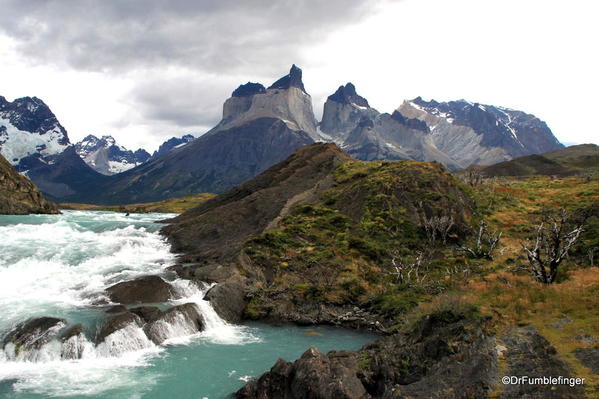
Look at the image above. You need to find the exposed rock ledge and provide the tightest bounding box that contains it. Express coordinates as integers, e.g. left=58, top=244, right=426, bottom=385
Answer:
left=0, top=152, right=60, bottom=214
left=236, top=314, right=586, bottom=399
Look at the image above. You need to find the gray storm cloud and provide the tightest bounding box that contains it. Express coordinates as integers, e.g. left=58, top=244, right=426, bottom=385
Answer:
left=0, top=0, right=394, bottom=141
left=0, top=0, right=378, bottom=73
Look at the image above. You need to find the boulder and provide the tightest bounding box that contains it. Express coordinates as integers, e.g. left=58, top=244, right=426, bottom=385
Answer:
left=3, top=317, right=66, bottom=353
left=237, top=347, right=368, bottom=399
left=106, top=275, right=176, bottom=304
left=96, top=312, right=144, bottom=344
left=144, top=303, right=205, bottom=345
left=204, top=280, right=247, bottom=323
left=130, top=306, right=163, bottom=323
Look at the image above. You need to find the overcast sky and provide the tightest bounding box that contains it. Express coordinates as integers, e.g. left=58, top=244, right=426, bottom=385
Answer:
left=1, top=0, right=597, bottom=152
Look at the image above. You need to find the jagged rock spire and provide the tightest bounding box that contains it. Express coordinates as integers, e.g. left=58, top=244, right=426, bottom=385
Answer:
left=328, top=83, right=369, bottom=108
left=268, top=64, right=306, bottom=93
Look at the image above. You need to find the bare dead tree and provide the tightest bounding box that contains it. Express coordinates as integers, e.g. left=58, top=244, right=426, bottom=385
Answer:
left=522, top=209, right=584, bottom=283
left=422, top=214, right=455, bottom=245
left=389, top=251, right=430, bottom=285
left=462, top=169, right=484, bottom=187
left=416, top=202, right=455, bottom=245
left=458, top=221, right=502, bottom=260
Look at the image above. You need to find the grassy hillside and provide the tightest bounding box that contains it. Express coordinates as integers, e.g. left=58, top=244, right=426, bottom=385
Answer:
left=244, top=168, right=599, bottom=394
left=60, top=193, right=215, bottom=214
left=161, top=143, right=598, bottom=396
left=241, top=158, right=479, bottom=321
left=480, top=143, right=599, bottom=177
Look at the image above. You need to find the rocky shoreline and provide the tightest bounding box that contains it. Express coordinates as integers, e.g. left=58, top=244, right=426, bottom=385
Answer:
left=157, top=144, right=596, bottom=397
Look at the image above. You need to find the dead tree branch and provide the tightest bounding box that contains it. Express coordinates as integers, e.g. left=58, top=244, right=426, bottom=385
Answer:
left=522, top=209, right=584, bottom=283
left=458, top=221, right=502, bottom=260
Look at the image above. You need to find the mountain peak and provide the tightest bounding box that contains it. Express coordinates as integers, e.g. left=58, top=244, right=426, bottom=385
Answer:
left=268, top=64, right=306, bottom=93
left=232, top=82, right=266, bottom=97
left=328, top=83, right=369, bottom=108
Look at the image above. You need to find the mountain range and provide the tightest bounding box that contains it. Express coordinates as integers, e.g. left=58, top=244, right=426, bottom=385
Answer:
left=74, top=135, right=150, bottom=175
left=0, top=65, right=564, bottom=204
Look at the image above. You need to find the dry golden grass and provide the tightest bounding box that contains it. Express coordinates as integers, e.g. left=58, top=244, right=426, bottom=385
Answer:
left=462, top=268, right=599, bottom=396
left=60, top=193, right=215, bottom=214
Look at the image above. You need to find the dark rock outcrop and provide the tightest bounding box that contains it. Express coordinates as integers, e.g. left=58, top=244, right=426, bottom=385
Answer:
left=237, top=348, right=368, bottom=399
left=0, top=152, right=60, bottom=214
left=237, top=311, right=498, bottom=399
left=3, top=317, right=66, bottom=352
left=238, top=314, right=586, bottom=399
left=60, top=324, right=84, bottom=341
left=268, top=64, right=306, bottom=93
left=499, top=326, right=586, bottom=398
left=204, top=280, right=248, bottom=323
left=328, top=83, right=369, bottom=107
left=105, top=275, right=177, bottom=305
left=150, top=134, right=195, bottom=159
left=233, top=82, right=267, bottom=97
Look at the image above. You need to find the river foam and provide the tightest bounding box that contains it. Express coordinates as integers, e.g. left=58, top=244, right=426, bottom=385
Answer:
left=0, top=211, right=260, bottom=397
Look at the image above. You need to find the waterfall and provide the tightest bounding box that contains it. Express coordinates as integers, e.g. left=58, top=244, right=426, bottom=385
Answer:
left=95, top=323, right=155, bottom=357
left=1, top=279, right=257, bottom=367
left=171, top=279, right=261, bottom=345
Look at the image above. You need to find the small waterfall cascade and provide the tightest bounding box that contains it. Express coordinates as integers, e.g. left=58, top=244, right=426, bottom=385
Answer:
left=0, top=279, right=253, bottom=366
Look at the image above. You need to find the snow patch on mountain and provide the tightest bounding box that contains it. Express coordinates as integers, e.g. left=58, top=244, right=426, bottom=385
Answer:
left=74, top=135, right=150, bottom=175
left=0, top=96, right=70, bottom=165
left=0, top=120, right=69, bottom=164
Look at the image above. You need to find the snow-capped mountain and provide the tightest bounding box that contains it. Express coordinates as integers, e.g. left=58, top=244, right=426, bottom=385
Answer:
left=0, top=96, right=70, bottom=165
left=74, top=135, right=150, bottom=175
left=150, top=134, right=195, bottom=159
left=398, top=98, right=564, bottom=166
left=319, top=85, right=563, bottom=168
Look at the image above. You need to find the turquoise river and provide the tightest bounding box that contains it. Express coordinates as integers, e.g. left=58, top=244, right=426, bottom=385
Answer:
left=0, top=211, right=375, bottom=399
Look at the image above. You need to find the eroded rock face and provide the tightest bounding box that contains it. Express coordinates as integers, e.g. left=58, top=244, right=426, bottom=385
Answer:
left=237, top=313, right=589, bottom=399
left=237, top=348, right=368, bottom=399
left=237, top=311, right=498, bottom=399
left=499, top=326, right=587, bottom=399
left=144, top=303, right=205, bottom=345
left=218, top=65, right=318, bottom=140
left=105, top=275, right=177, bottom=305
left=0, top=153, right=60, bottom=214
